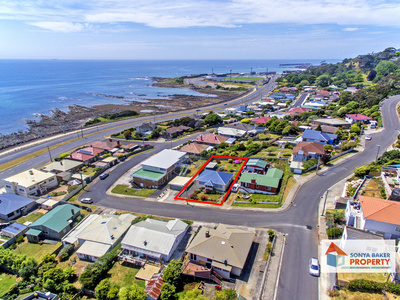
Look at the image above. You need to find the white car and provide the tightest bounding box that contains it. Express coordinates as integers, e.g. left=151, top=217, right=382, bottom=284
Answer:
left=365, top=135, right=372, bottom=140
left=80, top=198, right=93, bottom=204
left=309, top=258, right=320, bottom=277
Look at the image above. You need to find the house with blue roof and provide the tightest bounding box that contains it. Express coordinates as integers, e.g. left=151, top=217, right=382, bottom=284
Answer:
left=0, top=193, right=37, bottom=221
left=195, top=169, right=234, bottom=192
left=1, top=223, right=28, bottom=238
left=301, top=129, right=337, bottom=145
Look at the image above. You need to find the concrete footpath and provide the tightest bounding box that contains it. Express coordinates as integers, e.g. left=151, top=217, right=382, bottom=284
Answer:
left=259, top=232, right=286, bottom=300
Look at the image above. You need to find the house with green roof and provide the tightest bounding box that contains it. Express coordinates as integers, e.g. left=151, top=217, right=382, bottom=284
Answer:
left=26, top=204, right=81, bottom=243
left=239, top=168, right=283, bottom=194
left=243, top=158, right=269, bottom=174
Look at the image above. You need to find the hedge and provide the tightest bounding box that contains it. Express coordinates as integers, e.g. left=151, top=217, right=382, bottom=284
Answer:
left=347, top=279, right=400, bottom=295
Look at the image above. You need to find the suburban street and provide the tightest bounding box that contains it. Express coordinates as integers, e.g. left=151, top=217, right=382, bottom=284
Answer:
left=292, top=92, right=308, bottom=107
left=79, top=95, right=400, bottom=299
left=1, top=71, right=399, bottom=299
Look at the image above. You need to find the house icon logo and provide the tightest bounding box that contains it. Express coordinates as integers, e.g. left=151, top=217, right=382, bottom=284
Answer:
left=325, top=242, right=348, bottom=267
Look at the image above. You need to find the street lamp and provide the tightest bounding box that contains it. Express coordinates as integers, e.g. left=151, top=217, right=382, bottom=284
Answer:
left=321, top=189, right=330, bottom=216
left=376, top=145, right=381, bottom=160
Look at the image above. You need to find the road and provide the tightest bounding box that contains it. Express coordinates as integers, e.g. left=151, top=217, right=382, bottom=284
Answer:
left=0, top=76, right=278, bottom=180
left=80, top=95, right=400, bottom=299
left=292, top=92, right=308, bottom=107
left=1, top=73, right=398, bottom=299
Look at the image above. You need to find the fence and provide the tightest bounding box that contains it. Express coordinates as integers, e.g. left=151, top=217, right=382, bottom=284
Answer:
left=303, top=147, right=354, bottom=173
left=381, top=172, right=393, bottom=198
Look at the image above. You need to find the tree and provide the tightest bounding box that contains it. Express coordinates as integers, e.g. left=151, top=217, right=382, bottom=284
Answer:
left=95, top=279, right=112, bottom=300
left=163, top=260, right=183, bottom=288
left=108, top=286, right=120, bottom=300
left=316, top=74, right=331, bottom=87
left=324, top=144, right=333, bottom=153
left=124, top=130, right=132, bottom=139
left=375, top=60, right=398, bottom=76
left=204, top=112, right=223, bottom=126
left=297, top=79, right=310, bottom=87
left=160, top=283, right=176, bottom=300
left=350, top=124, right=361, bottom=134
left=215, top=289, right=237, bottom=300
left=119, top=284, right=146, bottom=300
left=63, top=266, right=76, bottom=282
left=182, top=289, right=209, bottom=300
left=367, top=70, right=377, bottom=81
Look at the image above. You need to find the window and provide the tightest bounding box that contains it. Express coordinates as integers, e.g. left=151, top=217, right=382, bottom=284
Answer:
left=5, top=185, right=11, bottom=189
left=396, top=227, right=400, bottom=232
left=18, top=188, right=25, bottom=192
left=49, top=178, right=55, bottom=181
left=190, top=253, right=197, bottom=261
left=207, top=258, right=212, bottom=262
left=29, top=186, right=36, bottom=191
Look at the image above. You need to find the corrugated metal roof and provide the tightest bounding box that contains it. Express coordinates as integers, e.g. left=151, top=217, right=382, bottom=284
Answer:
left=186, top=224, right=254, bottom=269
left=121, top=219, right=187, bottom=256
left=29, top=204, right=79, bottom=233
left=76, top=240, right=110, bottom=258
left=0, top=193, right=36, bottom=215
left=141, top=149, right=186, bottom=170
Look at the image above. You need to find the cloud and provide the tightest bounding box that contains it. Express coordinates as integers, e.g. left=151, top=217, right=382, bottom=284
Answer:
left=2, top=0, right=400, bottom=30
left=29, top=22, right=88, bottom=33
left=343, top=27, right=360, bottom=31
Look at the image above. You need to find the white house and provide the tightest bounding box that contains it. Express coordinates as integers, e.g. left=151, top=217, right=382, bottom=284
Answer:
left=3, top=169, right=58, bottom=197
left=119, top=218, right=188, bottom=264
left=345, top=196, right=400, bottom=239
left=62, top=213, right=136, bottom=262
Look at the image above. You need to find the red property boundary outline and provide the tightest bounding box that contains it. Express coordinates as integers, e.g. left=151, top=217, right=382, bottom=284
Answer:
left=174, top=155, right=249, bottom=206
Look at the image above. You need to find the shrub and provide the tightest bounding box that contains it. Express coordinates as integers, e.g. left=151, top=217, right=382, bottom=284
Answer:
left=201, top=196, right=208, bottom=201
left=326, top=227, right=343, bottom=239
left=267, top=229, right=275, bottom=242
left=58, top=244, right=74, bottom=261
left=347, top=279, right=385, bottom=293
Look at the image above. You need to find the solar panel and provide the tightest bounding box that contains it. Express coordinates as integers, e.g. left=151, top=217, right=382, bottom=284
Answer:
left=79, top=150, right=92, bottom=155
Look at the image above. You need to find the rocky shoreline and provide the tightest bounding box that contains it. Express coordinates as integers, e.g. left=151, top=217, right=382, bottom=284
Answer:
left=0, top=77, right=247, bottom=150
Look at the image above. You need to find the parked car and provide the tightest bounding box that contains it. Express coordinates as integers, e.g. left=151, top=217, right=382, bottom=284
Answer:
left=309, top=258, right=320, bottom=277
left=365, top=135, right=372, bottom=140
left=99, top=173, right=109, bottom=180
left=80, top=198, right=93, bottom=204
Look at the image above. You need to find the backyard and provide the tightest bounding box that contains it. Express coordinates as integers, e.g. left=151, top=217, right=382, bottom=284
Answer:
left=111, top=185, right=156, bottom=197
left=0, top=273, right=18, bottom=296
left=11, top=238, right=62, bottom=262
left=16, top=212, right=44, bottom=224
left=107, top=262, right=145, bottom=289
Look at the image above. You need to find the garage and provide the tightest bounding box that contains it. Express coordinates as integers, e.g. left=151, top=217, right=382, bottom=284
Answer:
left=169, top=176, right=191, bottom=191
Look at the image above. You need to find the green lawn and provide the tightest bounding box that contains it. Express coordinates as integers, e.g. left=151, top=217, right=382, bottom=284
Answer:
left=16, top=212, right=44, bottom=224
left=12, top=239, right=62, bottom=262
left=82, top=167, right=97, bottom=177
left=111, top=185, right=155, bottom=197
left=108, top=262, right=145, bottom=289
left=0, top=273, right=17, bottom=296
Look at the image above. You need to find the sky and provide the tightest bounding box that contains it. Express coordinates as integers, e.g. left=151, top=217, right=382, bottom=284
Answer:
left=0, top=0, right=399, bottom=60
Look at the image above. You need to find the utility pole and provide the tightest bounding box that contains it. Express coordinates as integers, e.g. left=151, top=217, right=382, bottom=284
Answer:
left=79, top=171, right=85, bottom=189
left=47, top=146, right=53, bottom=162
left=316, top=158, right=320, bottom=175
left=376, top=145, right=381, bottom=160
left=81, top=126, right=84, bottom=138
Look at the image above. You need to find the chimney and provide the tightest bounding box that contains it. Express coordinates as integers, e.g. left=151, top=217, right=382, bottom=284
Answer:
left=109, top=139, right=112, bottom=142
left=205, top=231, right=210, bottom=238
left=29, top=170, right=33, bottom=175
left=144, top=240, right=147, bottom=246
left=71, top=209, right=75, bottom=215
left=117, top=141, right=120, bottom=146
left=251, top=178, right=256, bottom=184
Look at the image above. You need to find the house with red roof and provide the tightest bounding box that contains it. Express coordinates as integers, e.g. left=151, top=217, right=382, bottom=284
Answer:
left=345, top=196, right=400, bottom=239
left=290, top=142, right=325, bottom=174
left=145, top=273, right=163, bottom=300
left=78, top=147, right=104, bottom=156
left=251, top=116, right=271, bottom=124
left=196, top=133, right=229, bottom=146
left=90, top=139, right=121, bottom=151
left=287, top=107, right=312, bottom=116
left=69, top=152, right=95, bottom=164
left=345, top=114, right=373, bottom=124
left=179, top=142, right=209, bottom=155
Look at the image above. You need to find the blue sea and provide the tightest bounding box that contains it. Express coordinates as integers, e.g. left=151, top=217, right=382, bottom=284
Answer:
left=0, top=59, right=338, bottom=134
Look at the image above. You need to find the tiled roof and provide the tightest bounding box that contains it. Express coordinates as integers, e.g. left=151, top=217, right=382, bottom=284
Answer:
left=293, top=142, right=325, bottom=156
left=91, top=140, right=120, bottom=151
left=179, top=142, right=208, bottom=154
left=225, top=122, right=254, bottom=131
left=196, top=133, right=229, bottom=145
left=69, top=152, right=93, bottom=162
left=78, top=147, right=103, bottom=156
left=359, top=196, right=400, bottom=226
left=251, top=116, right=271, bottom=124
left=287, top=107, right=312, bottom=115
left=165, top=125, right=191, bottom=134
left=346, top=114, right=373, bottom=121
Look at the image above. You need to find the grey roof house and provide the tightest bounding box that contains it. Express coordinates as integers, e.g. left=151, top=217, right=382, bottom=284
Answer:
left=0, top=193, right=37, bottom=221
left=119, top=218, right=188, bottom=264
left=62, top=213, right=135, bottom=262
left=301, top=129, right=337, bottom=145
left=183, top=224, right=255, bottom=279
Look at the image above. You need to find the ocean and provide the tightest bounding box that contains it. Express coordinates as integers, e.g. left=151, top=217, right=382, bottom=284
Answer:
left=0, top=59, right=338, bottom=134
